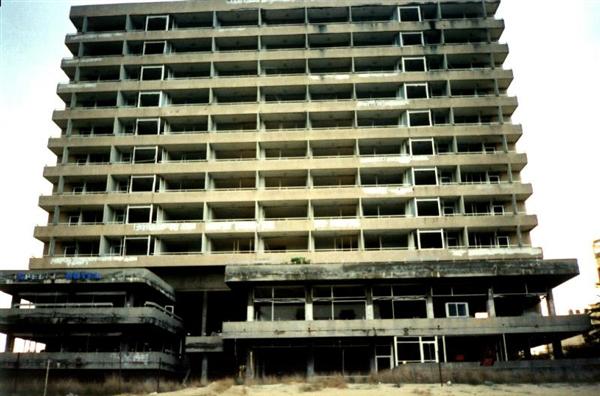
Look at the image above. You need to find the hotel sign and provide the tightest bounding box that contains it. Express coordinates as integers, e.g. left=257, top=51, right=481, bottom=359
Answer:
left=15, top=271, right=103, bottom=282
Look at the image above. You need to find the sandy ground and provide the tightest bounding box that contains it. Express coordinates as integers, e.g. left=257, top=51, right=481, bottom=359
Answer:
left=124, top=382, right=600, bottom=396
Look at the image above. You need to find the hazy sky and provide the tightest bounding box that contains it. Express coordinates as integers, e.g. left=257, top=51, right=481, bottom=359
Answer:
left=0, top=0, right=598, bottom=326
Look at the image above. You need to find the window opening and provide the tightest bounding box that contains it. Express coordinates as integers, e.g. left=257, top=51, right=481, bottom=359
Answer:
left=405, top=83, right=429, bottom=99
left=413, top=168, right=438, bottom=186
left=410, top=138, right=434, bottom=155
left=416, top=198, right=440, bottom=216
left=418, top=229, right=444, bottom=249
left=445, top=302, right=469, bottom=317
left=395, top=336, right=438, bottom=364
left=401, top=32, right=424, bottom=46
left=124, top=236, right=152, bottom=255
left=253, top=287, right=305, bottom=321
left=146, top=15, right=169, bottom=31
left=140, top=65, right=164, bottom=81
left=399, top=6, right=421, bottom=22
left=402, top=57, right=427, bottom=72
left=143, top=41, right=167, bottom=55
left=138, top=92, right=161, bottom=107
left=133, top=146, right=158, bottom=164
left=126, top=205, right=153, bottom=224
left=312, top=286, right=366, bottom=320
left=408, top=110, right=432, bottom=127
left=136, top=118, right=161, bottom=135
left=130, top=175, right=156, bottom=192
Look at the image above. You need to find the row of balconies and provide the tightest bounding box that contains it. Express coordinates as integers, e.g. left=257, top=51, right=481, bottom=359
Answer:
left=30, top=244, right=543, bottom=269
left=60, top=80, right=508, bottom=109
left=38, top=183, right=533, bottom=215
left=45, top=196, right=528, bottom=227
left=42, top=226, right=532, bottom=258
left=54, top=105, right=516, bottom=136
left=71, top=3, right=494, bottom=34
left=0, top=304, right=183, bottom=335
left=67, top=20, right=504, bottom=57
left=47, top=163, right=524, bottom=193
left=63, top=55, right=506, bottom=85
left=70, top=28, right=495, bottom=59
left=47, top=124, right=522, bottom=155
left=54, top=137, right=514, bottom=167
left=60, top=42, right=509, bottom=71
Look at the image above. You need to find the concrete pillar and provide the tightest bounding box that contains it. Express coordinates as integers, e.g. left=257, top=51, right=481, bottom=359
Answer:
left=245, top=348, right=254, bottom=379
left=305, top=286, right=313, bottom=321
left=307, top=344, right=315, bottom=377
left=370, top=342, right=377, bottom=374
left=201, top=291, right=208, bottom=336
left=546, top=289, right=556, bottom=316
left=487, top=287, right=496, bottom=317
left=552, top=341, right=564, bottom=359
left=125, top=293, right=134, bottom=307
left=4, top=294, right=18, bottom=352
left=247, top=290, right=254, bottom=321
left=366, top=287, right=374, bottom=320
left=426, top=292, right=434, bottom=318
left=201, top=354, right=209, bottom=385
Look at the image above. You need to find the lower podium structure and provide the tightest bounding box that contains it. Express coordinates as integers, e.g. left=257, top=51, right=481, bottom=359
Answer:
left=0, top=259, right=591, bottom=378
left=0, top=269, right=183, bottom=374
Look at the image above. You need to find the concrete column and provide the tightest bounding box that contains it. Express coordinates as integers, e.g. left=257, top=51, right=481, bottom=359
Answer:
left=487, top=287, right=496, bottom=317
left=52, top=205, right=61, bottom=225
left=247, top=290, right=254, bottom=322
left=125, top=293, right=134, bottom=307
left=366, top=287, right=374, bottom=320
left=546, top=289, right=556, bottom=316
left=370, top=342, right=377, bottom=374
left=201, top=291, right=208, bottom=336
left=307, top=344, right=315, bottom=377
left=552, top=340, right=564, bottom=359
left=4, top=294, right=18, bottom=352
left=201, top=354, right=209, bottom=385
left=305, top=286, right=313, bottom=320
left=245, top=349, right=254, bottom=379
left=463, top=227, right=470, bottom=248
left=426, top=291, right=434, bottom=318
left=511, top=194, right=518, bottom=215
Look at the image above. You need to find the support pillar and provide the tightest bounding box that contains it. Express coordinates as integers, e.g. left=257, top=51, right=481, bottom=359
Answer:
left=307, top=344, right=315, bottom=377
left=366, top=287, right=374, bottom=320
left=552, top=340, right=564, bottom=359
left=487, top=287, right=496, bottom=317
left=201, top=354, right=209, bottom=385
left=201, top=291, right=208, bottom=335
left=200, top=291, right=209, bottom=383
left=369, top=342, right=377, bottom=374
left=4, top=292, right=16, bottom=352
left=245, top=348, right=254, bottom=379
left=546, top=288, right=556, bottom=316
left=247, top=290, right=254, bottom=321
left=426, top=291, right=434, bottom=318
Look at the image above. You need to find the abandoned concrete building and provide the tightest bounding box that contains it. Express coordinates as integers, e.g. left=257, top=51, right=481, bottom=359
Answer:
left=0, top=0, right=591, bottom=380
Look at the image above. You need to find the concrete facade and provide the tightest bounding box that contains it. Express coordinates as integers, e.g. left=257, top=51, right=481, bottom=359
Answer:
left=0, top=0, right=590, bottom=379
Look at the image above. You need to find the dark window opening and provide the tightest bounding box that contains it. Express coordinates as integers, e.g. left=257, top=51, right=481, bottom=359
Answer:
left=419, top=231, right=444, bottom=249
left=416, top=200, right=440, bottom=216
left=413, top=169, right=437, bottom=185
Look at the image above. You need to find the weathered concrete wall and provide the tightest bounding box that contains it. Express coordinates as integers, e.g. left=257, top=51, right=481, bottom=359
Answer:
left=0, top=351, right=179, bottom=371
left=222, top=314, right=591, bottom=339
left=224, top=259, right=578, bottom=283
left=0, top=307, right=183, bottom=334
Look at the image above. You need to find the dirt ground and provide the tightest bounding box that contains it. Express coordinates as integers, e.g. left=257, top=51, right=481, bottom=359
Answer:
left=122, top=382, right=600, bottom=396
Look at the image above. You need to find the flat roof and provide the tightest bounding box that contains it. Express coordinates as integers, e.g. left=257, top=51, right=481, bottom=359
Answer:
left=225, top=259, right=579, bottom=287
left=0, top=268, right=175, bottom=301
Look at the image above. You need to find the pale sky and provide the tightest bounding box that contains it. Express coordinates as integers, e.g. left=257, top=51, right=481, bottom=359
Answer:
left=0, top=0, right=598, bottom=340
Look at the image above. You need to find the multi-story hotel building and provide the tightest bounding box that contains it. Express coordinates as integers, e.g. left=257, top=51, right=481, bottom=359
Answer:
left=0, top=0, right=590, bottom=380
